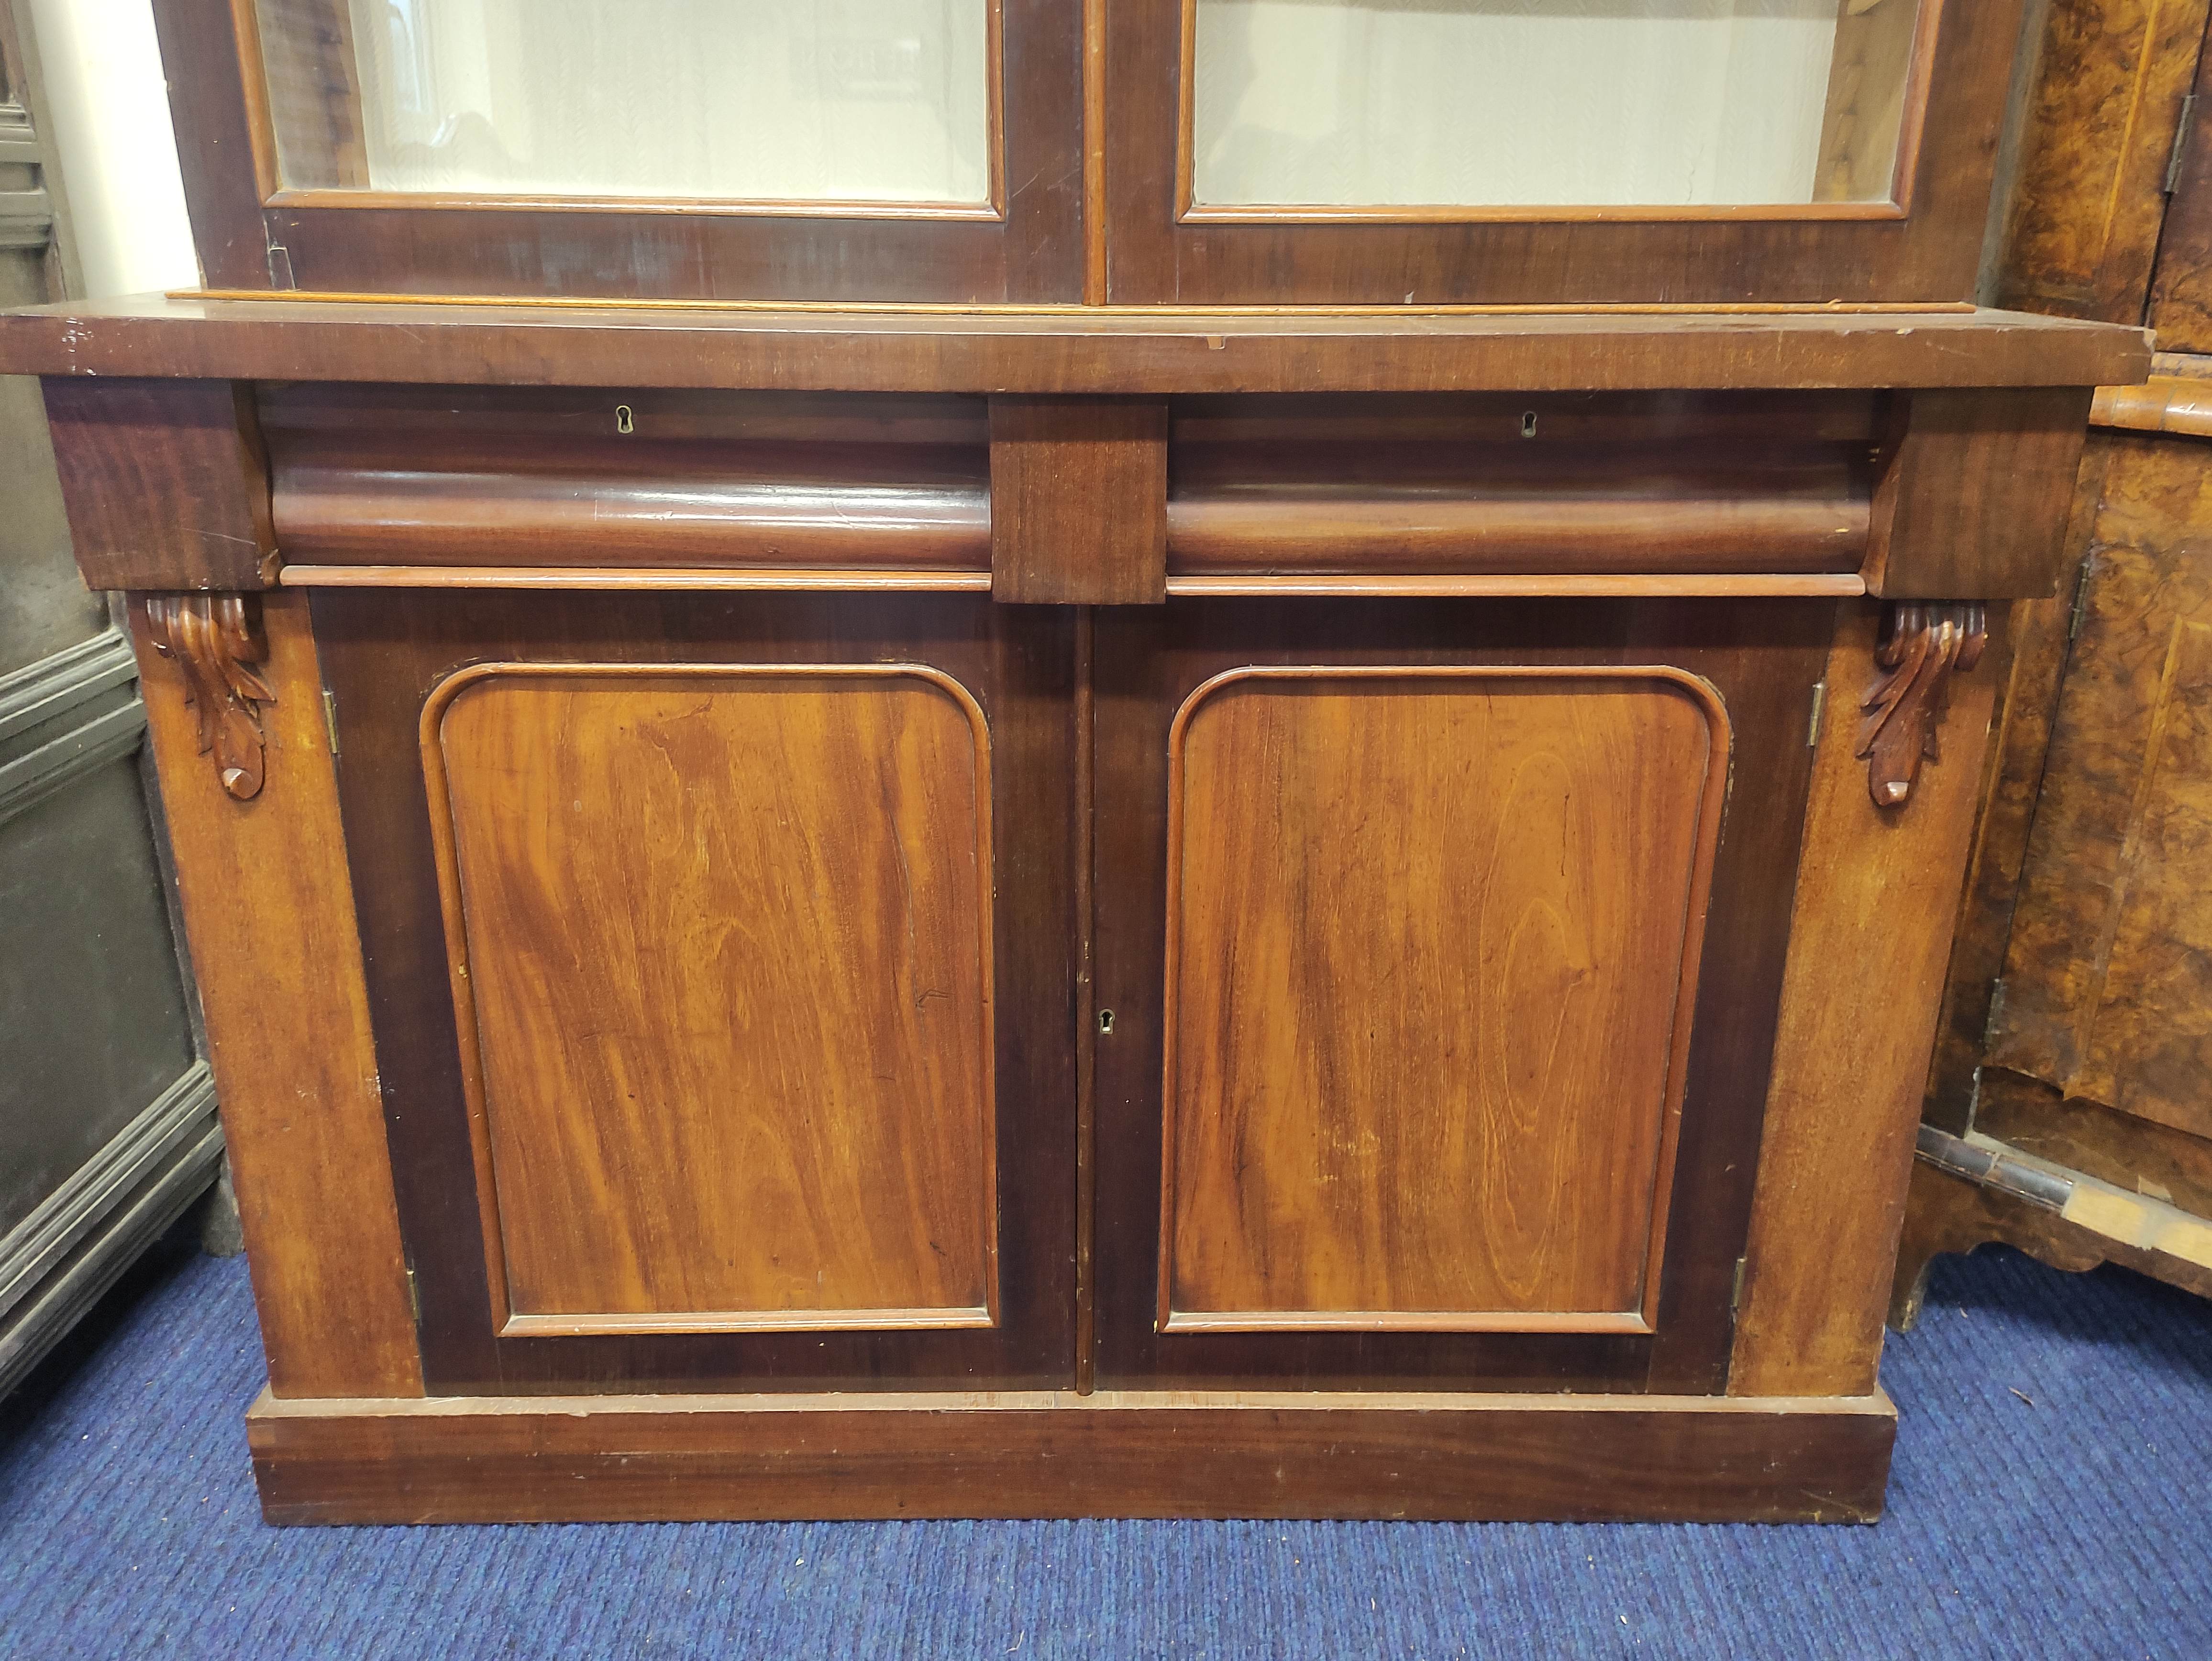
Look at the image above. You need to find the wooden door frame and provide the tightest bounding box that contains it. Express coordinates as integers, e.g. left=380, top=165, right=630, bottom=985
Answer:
left=1102, top=0, right=2024, bottom=303
left=1089, top=597, right=1834, bottom=1392
left=155, top=0, right=1087, bottom=302
left=311, top=588, right=1082, bottom=1393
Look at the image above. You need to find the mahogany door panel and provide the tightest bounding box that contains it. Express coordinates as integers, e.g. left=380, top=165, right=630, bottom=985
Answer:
left=312, top=589, right=1076, bottom=1392
left=1160, top=667, right=1727, bottom=1336
left=424, top=664, right=998, bottom=1337
left=1092, top=598, right=1833, bottom=1392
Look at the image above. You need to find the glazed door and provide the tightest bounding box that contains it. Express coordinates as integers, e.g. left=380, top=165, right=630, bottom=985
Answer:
left=1091, top=598, right=1831, bottom=1392
left=312, top=588, right=1077, bottom=1393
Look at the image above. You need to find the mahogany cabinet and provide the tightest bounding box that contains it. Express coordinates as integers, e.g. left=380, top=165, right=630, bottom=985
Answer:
left=0, top=0, right=2154, bottom=1522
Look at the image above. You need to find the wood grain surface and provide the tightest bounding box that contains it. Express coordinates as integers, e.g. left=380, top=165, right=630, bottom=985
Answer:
left=1158, top=668, right=1726, bottom=1333
left=1814, top=0, right=1933, bottom=205
left=261, top=383, right=990, bottom=569
left=988, top=397, right=1168, bottom=603
left=1920, top=435, right=2111, bottom=1129
left=421, top=664, right=996, bottom=1334
left=0, top=299, right=2152, bottom=398
left=2146, top=24, right=2212, bottom=349
left=247, top=1385, right=1897, bottom=1524
left=1972, top=1066, right=2212, bottom=1218
left=130, top=589, right=421, bottom=1397
left=42, top=378, right=277, bottom=591
left=1991, top=0, right=2210, bottom=321
left=1091, top=598, right=1829, bottom=1393
left=1730, top=600, right=2000, bottom=1397
left=1167, top=439, right=1870, bottom=575
left=1864, top=386, right=2096, bottom=598
left=312, top=590, right=1077, bottom=1392
left=1984, top=432, right=2212, bottom=1140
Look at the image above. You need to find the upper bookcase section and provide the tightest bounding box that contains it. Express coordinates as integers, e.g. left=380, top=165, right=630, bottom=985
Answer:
left=160, top=0, right=2022, bottom=305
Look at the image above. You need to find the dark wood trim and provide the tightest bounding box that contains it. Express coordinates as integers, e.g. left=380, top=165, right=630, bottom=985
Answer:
left=313, top=590, right=1080, bottom=1394
left=1090, top=598, right=1829, bottom=1393
left=1864, top=387, right=2095, bottom=598
left=1107, top=0, right=2029, bottom=303
left=39, top=377, right=277, bottom=591
left=247, top=1385, right=1897, bottom=1524
left=151, top=0, right=1082, bottom=302
left=0, top=299, right=2151, bottom=397
left=990, top=397, right=1167, bottom=603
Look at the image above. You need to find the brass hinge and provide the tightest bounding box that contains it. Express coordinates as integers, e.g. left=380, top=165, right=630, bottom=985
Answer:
left=1807, top=680, right=1828, bottom=749
left=321, top=688, right=341, bottom=755
left=2170, top=94, right=2199, bottom=194
left=1984, top=978, right=2010, bottom=1045
left=404, top=1266, right=421, bottom=1324
left=1730, top=1255, right=1748, bottom=1314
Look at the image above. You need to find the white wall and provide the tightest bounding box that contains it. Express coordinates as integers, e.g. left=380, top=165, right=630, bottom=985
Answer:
left=25, top=0, right=197, bottom=298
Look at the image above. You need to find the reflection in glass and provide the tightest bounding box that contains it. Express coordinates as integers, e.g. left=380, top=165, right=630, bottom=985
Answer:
left=1191, top=0, right=1919, bottom=209
left=258, top=0, right=994, bottom=204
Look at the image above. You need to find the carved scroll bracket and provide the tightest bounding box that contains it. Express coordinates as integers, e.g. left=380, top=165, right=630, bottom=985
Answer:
left=1858, top=601, right=1987, bottom=808
left=145, top=593, right=275, bottom=801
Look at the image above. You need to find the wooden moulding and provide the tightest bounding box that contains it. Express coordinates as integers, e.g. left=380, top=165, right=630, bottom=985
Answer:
left=41, top=377, right=277, bottom=591
left=2091, top=355, right=2212, bottom=437
left=129, top=589, right=422, bottom=1398
left=1167, top=442, right=1872, bottom=576
left=0, top=299, right=2153, bottom=399
left=1730, top=600, right=2002, bottom=1398
left=1154, top=666, right=1732, bottom=1336
left=246, top=1387, right=1896, bottom=1525
left=416, top=662, right=1000, bottom=1339
left=1863, top=387, right=2095, bottom=599
left=262, top=384, right=993, bottom=570
left=989, top=396, right=1168, bottom=603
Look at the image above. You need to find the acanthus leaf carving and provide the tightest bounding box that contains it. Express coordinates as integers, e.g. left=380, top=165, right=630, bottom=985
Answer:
left=1857, top=600, right=1987, bottom=809
left=145, top=592, right=275, bottom=801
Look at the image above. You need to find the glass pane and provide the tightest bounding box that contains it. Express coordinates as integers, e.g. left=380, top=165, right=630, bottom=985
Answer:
left=1191, top=0, right=1921, bottom=210
left=256, top=0, right=994, bottom=204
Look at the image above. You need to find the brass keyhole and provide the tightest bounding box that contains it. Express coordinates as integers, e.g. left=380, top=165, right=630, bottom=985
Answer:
left=615, top=404, right=635, bottom=434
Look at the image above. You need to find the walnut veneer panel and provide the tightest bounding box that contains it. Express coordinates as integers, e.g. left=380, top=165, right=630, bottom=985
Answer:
left=422, top=665, right=997, bottom=1334
left=1160, top=668, right=1728, bottom=1332
left=1984, top=435, right=2212, bottom=1140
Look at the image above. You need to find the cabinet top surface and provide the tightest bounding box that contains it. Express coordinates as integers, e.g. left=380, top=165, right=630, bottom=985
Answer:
left=0, top=295, right=2150, bottom=394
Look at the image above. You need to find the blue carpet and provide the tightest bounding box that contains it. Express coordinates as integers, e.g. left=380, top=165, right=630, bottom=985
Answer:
left=0, top=1232, right=2206, bottom=1660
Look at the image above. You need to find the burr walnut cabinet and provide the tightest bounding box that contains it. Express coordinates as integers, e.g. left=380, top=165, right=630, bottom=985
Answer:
left=0, top=0, right=2152, bottom=1522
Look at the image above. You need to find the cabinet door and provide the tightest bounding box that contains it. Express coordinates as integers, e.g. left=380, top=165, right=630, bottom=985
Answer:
left=1092, top=598, right=1831, bottom=1391
left=312, top=589, right=1076, bottom=1392
left=162, top=0, right=1083, bottom=300
left=1106, top=0, right=2019, bottom=302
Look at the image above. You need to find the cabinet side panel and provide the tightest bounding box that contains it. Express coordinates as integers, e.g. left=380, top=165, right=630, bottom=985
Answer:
left=1730, top=600, right=1998, bottom=1397
left=129, top=588, right=422, bottom=1397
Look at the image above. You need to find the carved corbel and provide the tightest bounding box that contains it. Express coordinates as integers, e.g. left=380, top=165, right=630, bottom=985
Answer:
left=144, top=593, right=275, bottom=801
left=1857, top=601, right=1987, bottom=808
